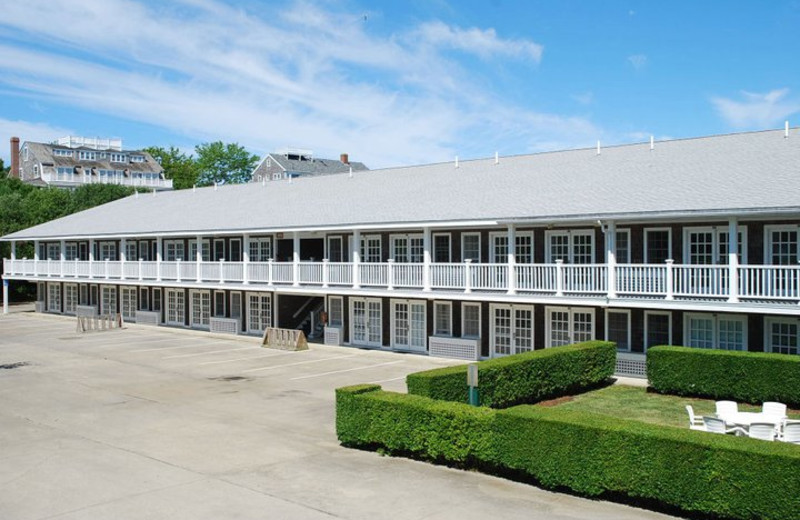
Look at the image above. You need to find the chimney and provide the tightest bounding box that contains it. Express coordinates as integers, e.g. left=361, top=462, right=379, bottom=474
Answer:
left=10, top=137, right=20, bottom=178
left=340, top=153, right=349, bottom=164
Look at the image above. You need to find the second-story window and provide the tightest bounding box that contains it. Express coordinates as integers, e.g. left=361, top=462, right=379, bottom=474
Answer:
left=248, top=238, right=272, bottom=262
left=110, top=153, right=127, bottom=163
left=391, top=234, right=423, bottom=263
left=546, top=230, right=594, bottom=264
left=79, top=151, right=96, bottom=161
left=53, top=149, right=73, bottom=157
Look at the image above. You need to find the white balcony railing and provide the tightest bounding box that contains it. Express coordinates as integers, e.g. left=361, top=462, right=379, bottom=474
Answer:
left=4, top=258, right=800, bottom=305
left=39, top=171, right=173, bottom=189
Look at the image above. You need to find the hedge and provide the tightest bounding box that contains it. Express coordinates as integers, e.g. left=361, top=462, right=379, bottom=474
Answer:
left=647, top=346, right=800, bottom=406
left=337, top=384, right=800, bottom=520
left=406, top=340, right=616, bottom=408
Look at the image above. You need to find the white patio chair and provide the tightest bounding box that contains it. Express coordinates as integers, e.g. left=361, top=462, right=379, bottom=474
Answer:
left=703, top=416, right=745, bottom=436
left=748, top=422, right=777, bottom=441
left=715, top=400, right=738, bottom=420
left=780, top=420, right=800, bottom=444
left=686, top=405, right=705, bottom=430
left=762, top=401, right=788, bottom=421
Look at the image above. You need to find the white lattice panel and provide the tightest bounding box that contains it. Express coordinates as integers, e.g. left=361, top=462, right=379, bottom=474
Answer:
left=76, top=305, right=97, bottom=317
left=35, top=302, right=45, bottom=313
left=615, top=352, right=647, bottom=378
left=135, top=311, right=160, bottom=326
left=210, top=317, right=240, bottom=335
left=324, top=326, right=342, bottom=346
left=428, top=336, right=479, bottom=361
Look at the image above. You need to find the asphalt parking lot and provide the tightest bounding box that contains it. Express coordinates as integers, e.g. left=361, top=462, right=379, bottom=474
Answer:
left=0, top=308, right=677, bottom=520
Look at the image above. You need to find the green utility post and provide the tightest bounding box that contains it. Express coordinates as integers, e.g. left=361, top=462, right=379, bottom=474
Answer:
left=467, top=364, right=479, bottom=406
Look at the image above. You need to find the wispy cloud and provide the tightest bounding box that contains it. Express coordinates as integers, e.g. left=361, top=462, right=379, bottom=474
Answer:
left=711, top=88, right=800, bottom=128
left=0, top=0, right=595, bottom=168
left=627, top=54, right=647, bottom=70
left=572, top=92, right=594, bottom=105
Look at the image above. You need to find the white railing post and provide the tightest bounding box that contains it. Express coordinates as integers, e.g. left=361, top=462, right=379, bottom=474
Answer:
left=506, top=224, right=516, bottom=295
left=138, top=259, right=143, bottom=281
left=104, top=258, right=109, bottom=279
left=423, top=227, right=432, bottom=292
left=555, top=259, right=564, bottom=296
left=292, top=232, right=300, bottom=287
left=176, top=258, right=182, bottom=283
left=242, top=234, right=250, bottom=285
left=322, top=259, right=329, bottom=288
left=387, top=259, right=395, bottom=291
left=120, top=238, right=126, bottom=280
left=156, top=237, right=162, bottom=282
left=75, top=258, right=79, bottom=278
left=219, top=258, right=224, bottom=284
left=665, top=259, right=674, bottom=300
left=352, top=229, right=361, bottom=290
left=87, top=239, right=93, bottom=279
left=268, top=258, right=274, bottom=287
left=60, top=240, right=66, bottom=278
left=606, top=221, right=617, bottom=299
left=727, top=218, right=739, bottom=303
left=464, top=259, right=472, bottom=294
left=195, top=236, right=202, bottom=283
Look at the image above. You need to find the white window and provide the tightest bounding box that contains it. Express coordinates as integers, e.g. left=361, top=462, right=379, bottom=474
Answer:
left=615, top=229, right=630, bottom=263
left=358, top=235, right=382, bottom=263
left=99, top=241, right=117, bottom=261
left=489, top=231, right=533, bottom=263
left=462, top=233, right=481, bottom=262
left=683, top=226, right=747, bottom=264
left=351, top=298, right=382, bottom=347
left=546, top=230, right=594, bottom=264
left=230, top=292, right=242, bottom=321
left=390, top=234, right=423, bottom=263
left=101, top=285, right=117, bottom=315
left=47, top=283, right=61, bottom=313
left=433, top=233, right=451, bottom=263
left=229, top=238, right=242, bottom=262
left=764, top=225, right=799, bottom=265
left=490, top=304, right=533, bottom=357
left=130, top=155, right=145, bottom=163
left=247, top=293, right=272, bottom=333
left=56, top=166, right=74, bottom=175
left=125, top=242, right=137, bottom=261
left=248, top=237, right=273, bottom=262
left=765, top=317, right=799, bottom=355
left=214, top=291, right=226, bottom=318
left=433, top=301, right=452, bottom=336
left=165, top=289, right=184, bottom=325
left=152, top=288, right=162, bottom=313
left=79, top=150, right=96, bottom=161
left=46, top=243, right=60, bottom=260
left=189, top=239, right=211, bottom=261
left=328, top=296, right=343, bottom=327
left=164, top=240, right=185, bottom=261
left=140, top=288, right=149, bottom=311
left=139, top=242, right=150, bottom=261
left=79, top=284, right=88, bottom=306
left=546, top=307, right=594, bottom=347
left=65, top=243, right=78, bottom=261
left=64, top=284, right=78, bottom=314
left=190, top=290, right=211, bottom=328
left=644, top=228, right=671, bottom=264
left=213, top=239, right=225, bottom=261
left=327, top=236, right=343, bottom=262
left=462, top=303, right=481, bottom=339
left=644, top=311, right=671, bottom=350
left=121, top=287, right=137, bottom=321
left=110, top=153, right=127, bottom=163
left=53, top=149, right=73, bottom=157
left=605, top=310, right=630, bottom=351
left=390, top=299, right=425, bottom=351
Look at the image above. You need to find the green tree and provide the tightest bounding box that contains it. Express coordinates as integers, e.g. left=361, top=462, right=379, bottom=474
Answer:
left=194, top=141, right=259, bottom=186
left=69, top=183, right=137, bottom=213
left=144, top=146, right=198, bottom=190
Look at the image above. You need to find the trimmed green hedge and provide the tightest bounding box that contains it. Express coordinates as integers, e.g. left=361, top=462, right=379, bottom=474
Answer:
left=406, top=340, right=616, bottom=408
left=337, top=384, right=800, bottom=520
left=647, top=346, right=800, bottom=406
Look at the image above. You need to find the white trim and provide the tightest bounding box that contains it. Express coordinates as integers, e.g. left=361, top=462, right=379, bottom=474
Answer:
left=230, top=291, right=242, bottom=321
left=100, top=284, right=117, bottom=315
left=682, top=225, right=748, bottom=264
left=614, top=228, right=631, bottom=263
left=763, top=224, right=800, bottom=265
left=644, top=310, right=672, bottom=351
left=683, top=312, right=748, bottom=351
left=389, top=233, right=424, bottom=263
left=644, top=227, right=672, bottom=264
left=189, top=289, right=211, bottom=329
left=433, top=300, right=452, bottom=337
left=389, top=298, right=427, bottom=351
left=47, top=282, right=62, bottom=313
left=545, top=305, right=595, bottom=348
left=328, top=295, right=344, bottom=327
left=489, top=303, right=534, bottom=357
left=246, top=292, right=272, bottom=334
left=488, top=230, right=533, bottom=263
left=213, top=290, right=226, bottom=317
left=461, top=232, right=481, bottom=262
left=461, top=302, right=481, bottom=340
left=605, top=309, right=631, bottom=351
left=545, top=228, right=595, bottom=263
left=139, top=287, right=149, bottom=311
left=764, top=316, right=800, bottom=355
left=350, top=297, right=382, bottom=347
left=165, top=288, right=184, bottom=325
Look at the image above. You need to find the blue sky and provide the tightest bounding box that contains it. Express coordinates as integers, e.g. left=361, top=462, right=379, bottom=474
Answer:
left=1, top=0, right=799, bottom=168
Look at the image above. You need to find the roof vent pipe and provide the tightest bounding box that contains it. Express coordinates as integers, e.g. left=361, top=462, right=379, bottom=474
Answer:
left=596, top=140, right=601, bottom=155
left=650, top=135, right=654, bottom=151
left=348, top=166, right=353, bottom=178
left=495, top=151, right=499, bottom=165
left=214, top=182, right=218, bottom=191
left=455, top=156, right=459, bottom=168
left=262, top=179, right=265, bottom=186
left=786, top=120, right=790, bottom=138
left=193, top=185, right=196, bottom=193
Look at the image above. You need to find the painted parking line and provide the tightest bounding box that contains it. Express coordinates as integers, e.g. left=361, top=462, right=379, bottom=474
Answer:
left=93, top=337, right=182, bottom=348
left=130, top=342, right=231, bottom=353
left=163, top=346, right=255, bottom=360
left=364, top=375, right=407, bottom=384
left=197, top=350, right=303, bottom=366
left=289, top=360, right=404, bottom=381
left=241, top=353, right=359, bottom=373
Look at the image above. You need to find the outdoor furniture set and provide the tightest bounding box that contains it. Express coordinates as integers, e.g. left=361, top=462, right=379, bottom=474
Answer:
left=685, top=401, right=799, bottom=443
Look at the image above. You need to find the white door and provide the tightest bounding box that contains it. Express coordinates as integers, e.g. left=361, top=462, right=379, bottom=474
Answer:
left=351, top=298, right=382, bottom=347
left=101, top=285, right=117, bottom=315
left=64, top=284, right=78, bottom=314
left=166, top=289, right=185, bottom=325
left=247, top=293, right=272, bottom=334
left=490, top=304, right=533, bottom=357
left=392, top=300, right=426, bottom=352
left=190, top=290, right=211, bottom=328
left=121, top=287, right=138, bottom=321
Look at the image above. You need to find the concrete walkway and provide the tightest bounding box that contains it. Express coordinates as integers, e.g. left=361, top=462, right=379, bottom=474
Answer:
left=0, top=309, right=677, bottom=520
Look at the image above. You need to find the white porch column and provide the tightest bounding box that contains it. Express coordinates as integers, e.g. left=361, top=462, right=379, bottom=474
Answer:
left=352, top=229, right=361, bottom=289
left=2, top=277, right=8, bottom=314
left=120, top=237, right=126, bottom=280
left=196, top=235, right=202, bottom=282
left=506, top=224, right=516, bottom=295
left=156, top=237, right=163, bottom=282
left=88, top=239, right=94, bottom=279
left=292, top=232, right=300, bottom=287
left=727, top=218, right=739, bottom=303
left=9, top=240, right=16, bottom=275
left=606, top=221, right=617, bottom=299
left=60, top=240, right=66, bottom=277
left=665, top=259, right=675, bottom=300
left=423, top=227, right=432, bottom=292
left=242, top=234, right=250, bottom=285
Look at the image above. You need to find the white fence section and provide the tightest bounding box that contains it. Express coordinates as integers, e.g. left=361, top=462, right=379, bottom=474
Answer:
left=616, top=264, right=666, bottom=295
left=739, top=265, right=800, bottom=300
left=210, top=317, right=240, bottom=335
left=615, top=352, right=647, bottom=378
left=135, top=310, right=160, bottom=325
left=324, top=326, right=343, bottom=346
left=673, top=265, right=728, bottom=297
left=428, top=336, right=480, bottom=361
left=76, top=305, right=98, bottom=317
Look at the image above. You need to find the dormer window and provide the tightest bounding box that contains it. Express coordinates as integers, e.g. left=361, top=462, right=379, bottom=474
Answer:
left=53, top=149, right=73, bottom=157
left=130, top=155, right=145, bottom=163
left=110, top=153, right=127, bottom=162
left=79, top=151, right=96, bottom=161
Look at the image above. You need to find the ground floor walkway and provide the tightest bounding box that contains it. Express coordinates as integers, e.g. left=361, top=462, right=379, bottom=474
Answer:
left=0, top=308, right=675, bottom=520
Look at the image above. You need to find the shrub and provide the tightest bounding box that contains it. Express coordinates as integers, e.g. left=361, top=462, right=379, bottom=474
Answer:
left=336, top=384, right=800, bottom=520
left=647, top=346, right=800, bottom=406
left=406, top=340, right=616, bottom=408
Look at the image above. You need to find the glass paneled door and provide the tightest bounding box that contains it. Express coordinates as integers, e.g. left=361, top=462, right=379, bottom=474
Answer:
left=392, top=300, right=426, bottom=352
left=490, top=304, right=533, bottom=357
left=351, top=298, right=382, bottom=347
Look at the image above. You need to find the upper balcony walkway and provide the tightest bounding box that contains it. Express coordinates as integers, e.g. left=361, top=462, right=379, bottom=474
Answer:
left=5, top=258, right=800, bottom=309
left=39, top=172, right=173, bottom=190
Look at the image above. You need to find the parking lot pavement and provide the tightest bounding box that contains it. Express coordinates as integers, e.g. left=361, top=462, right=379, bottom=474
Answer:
left=0, top=311, right=678, bottom=520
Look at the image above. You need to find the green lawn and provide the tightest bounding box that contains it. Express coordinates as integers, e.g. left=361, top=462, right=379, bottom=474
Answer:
left=549, top=385, right=800, bottom=429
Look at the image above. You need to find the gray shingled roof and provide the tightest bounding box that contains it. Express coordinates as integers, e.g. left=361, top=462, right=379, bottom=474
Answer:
left=26, top=142, right=163, bottom=174
left=270, top=153, right=368, bottom=175
left=4, top=129, right=800, bottom=241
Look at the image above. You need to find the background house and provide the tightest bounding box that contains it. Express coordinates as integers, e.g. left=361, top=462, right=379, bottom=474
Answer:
left=250, top=148, right=367, bottom=182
